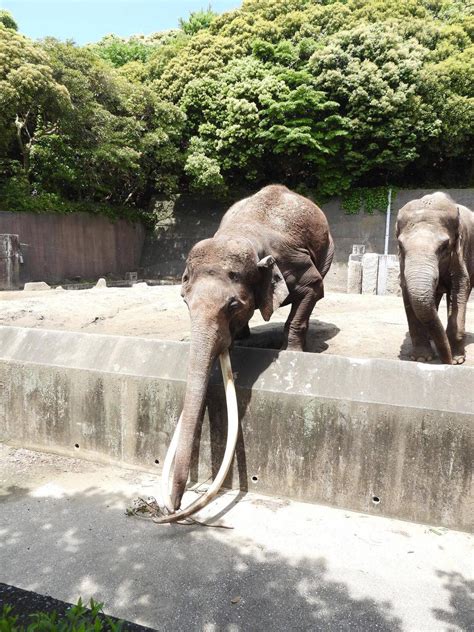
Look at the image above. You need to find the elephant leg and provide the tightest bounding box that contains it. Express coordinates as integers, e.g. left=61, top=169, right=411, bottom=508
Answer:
left=281, top=293, right=317, bottom=351
left=282, top=267, right=323, bottom=351
left=402, top=285, right=433, bottom=362
left=446, top=278, right=471, bottom=364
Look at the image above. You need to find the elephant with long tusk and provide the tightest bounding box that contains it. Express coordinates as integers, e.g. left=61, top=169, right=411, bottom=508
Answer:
left=159, top=185, right=334, bottom=521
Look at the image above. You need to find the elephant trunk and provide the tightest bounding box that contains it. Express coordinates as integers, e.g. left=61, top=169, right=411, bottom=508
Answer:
left=170, top=320, right=223, bottom=510
left=403, top=254, right=452, bottom=364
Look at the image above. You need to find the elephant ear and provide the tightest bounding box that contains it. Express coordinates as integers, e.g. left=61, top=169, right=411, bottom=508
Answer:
left=256, top=255, right=289, bottom=321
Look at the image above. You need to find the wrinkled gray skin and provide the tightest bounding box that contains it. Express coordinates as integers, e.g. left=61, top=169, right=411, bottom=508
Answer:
left=171, top=185, right=334, bottom=509
left=396, top=192, right=474, bottom=365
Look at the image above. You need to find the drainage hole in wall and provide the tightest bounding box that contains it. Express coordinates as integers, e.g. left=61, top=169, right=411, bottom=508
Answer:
left=372, top=496, right=380, bottom=504
left=154, top=459, right=160, bottom=465
left=74, top=443, right=80, bottom=449
left=251, top=475, right=258, bottom=483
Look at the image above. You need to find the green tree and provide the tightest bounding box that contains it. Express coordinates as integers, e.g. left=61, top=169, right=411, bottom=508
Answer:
left=2, top=0, right=474, bottom=218
left=0, top=10, right=18, bottom=31
left=0, top=26, right=70, bottom=174
left=91, top=34, right=159, bottom=67
left=35, top=39, right=185, bottom=204
left=179, top=6, right=217, bottom=35
left=309, top=21, right=441, bottom=183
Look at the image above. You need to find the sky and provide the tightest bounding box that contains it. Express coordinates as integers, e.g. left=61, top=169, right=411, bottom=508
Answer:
left=2, top=0, right=241, bottom=44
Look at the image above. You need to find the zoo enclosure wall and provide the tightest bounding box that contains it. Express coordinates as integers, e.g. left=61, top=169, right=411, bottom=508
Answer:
left=0, top=210, right=145, bottom=285
left=0, top=188, right=472, bottom=288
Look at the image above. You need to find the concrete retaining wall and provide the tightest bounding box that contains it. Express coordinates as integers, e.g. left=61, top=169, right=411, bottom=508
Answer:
left=0, top=326, right=472, bottom=531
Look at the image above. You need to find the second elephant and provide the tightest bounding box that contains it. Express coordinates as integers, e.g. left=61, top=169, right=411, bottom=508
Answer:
left=396, top=192, right=474, bottom=365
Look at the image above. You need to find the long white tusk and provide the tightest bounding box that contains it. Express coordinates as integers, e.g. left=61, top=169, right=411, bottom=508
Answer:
left=155, top=350, right=238, bottom=524
left=160, top=412, right=182, bottom=514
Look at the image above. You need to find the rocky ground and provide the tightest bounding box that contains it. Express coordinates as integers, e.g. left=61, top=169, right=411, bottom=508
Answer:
left=0, top=284, right=472, bottom=365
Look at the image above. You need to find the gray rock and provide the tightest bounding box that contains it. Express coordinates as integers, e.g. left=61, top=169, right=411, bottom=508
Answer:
left=23, top=282, right=51, bottom=291
left=94, top=278, right=107, bottom=289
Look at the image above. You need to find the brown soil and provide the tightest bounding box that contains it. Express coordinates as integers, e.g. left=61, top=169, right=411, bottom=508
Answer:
left=0, top=285, right=472, bottom=365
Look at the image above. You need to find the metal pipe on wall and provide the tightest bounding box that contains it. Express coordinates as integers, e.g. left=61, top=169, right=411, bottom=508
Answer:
left=384, top=187, right=392, bottom=256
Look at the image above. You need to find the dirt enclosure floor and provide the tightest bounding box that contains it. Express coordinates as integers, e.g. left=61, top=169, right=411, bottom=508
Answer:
left=0, top=284, right=473, bottom=366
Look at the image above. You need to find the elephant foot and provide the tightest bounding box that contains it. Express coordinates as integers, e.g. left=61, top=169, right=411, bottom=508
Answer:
left=450, top=342, right=466, bottom=365
left=281, top=339, right=305, bottom=352
left=410, top=346, right=433, bottom=363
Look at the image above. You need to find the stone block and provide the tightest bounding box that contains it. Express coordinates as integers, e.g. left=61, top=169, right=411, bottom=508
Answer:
left=125, top=272, right=138, bottom=283
left=361, top=253, right=379, bottom=294
left=23, top=282, right=51, bottom=291
left=385, top=256, right=401, bottom=296
left=351, top=244, right=366, bottom=257
left=347, top=259, right=362, bottom=294
left=377, top=255, right=400, bottom=296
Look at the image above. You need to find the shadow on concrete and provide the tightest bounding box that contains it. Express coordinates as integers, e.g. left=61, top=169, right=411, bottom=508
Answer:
left=0, top=485, right=33, bottom=504
left=398, top=330, right=474, bottom=364
left=235, top=318, right=340, bottom=354
left=0, top=485, right=404, bottom=631
left=432, top=570, right=474, bottom=632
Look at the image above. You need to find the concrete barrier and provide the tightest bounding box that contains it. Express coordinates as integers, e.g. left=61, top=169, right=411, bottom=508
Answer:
left=0, top=326, right=472, bottom=531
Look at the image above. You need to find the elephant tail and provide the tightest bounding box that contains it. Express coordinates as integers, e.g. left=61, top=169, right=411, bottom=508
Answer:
left=319, top=234, right=334, bottom=279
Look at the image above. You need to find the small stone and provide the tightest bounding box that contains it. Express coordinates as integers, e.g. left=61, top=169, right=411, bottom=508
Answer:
left=23, top=282, right=51, bottom=291
left=94, top=278, right=107, bottom=289
left=125, top=271, right=138, bottom=283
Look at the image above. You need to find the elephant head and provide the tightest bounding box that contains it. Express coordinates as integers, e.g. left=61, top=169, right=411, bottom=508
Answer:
left=396, top=192, right=462, bottom=364
left=169, top=236, right=288, bottom=510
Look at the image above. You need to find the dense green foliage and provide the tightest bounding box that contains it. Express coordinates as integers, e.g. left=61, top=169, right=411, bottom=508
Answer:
left=0, top=1, right=472, bottom=219
left=0, top=10, right=17, bottom=31
left=0, top=598, right=123, bottom=631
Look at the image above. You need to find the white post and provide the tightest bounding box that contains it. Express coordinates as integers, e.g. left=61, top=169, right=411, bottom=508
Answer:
left=384, top=187, right=392, bottom=255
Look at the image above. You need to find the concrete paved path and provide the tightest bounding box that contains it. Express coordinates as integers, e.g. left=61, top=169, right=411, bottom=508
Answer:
left=0, top=444, right=472, bottom=631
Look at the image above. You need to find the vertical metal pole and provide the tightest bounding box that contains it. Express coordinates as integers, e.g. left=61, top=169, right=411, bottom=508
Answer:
left=384, top=187, right=392, bottom=255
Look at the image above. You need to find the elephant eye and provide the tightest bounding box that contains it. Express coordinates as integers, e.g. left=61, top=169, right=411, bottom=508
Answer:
left=438, top=239, right=450, bottom=253
left=228, top=297, right=241, bottom=311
